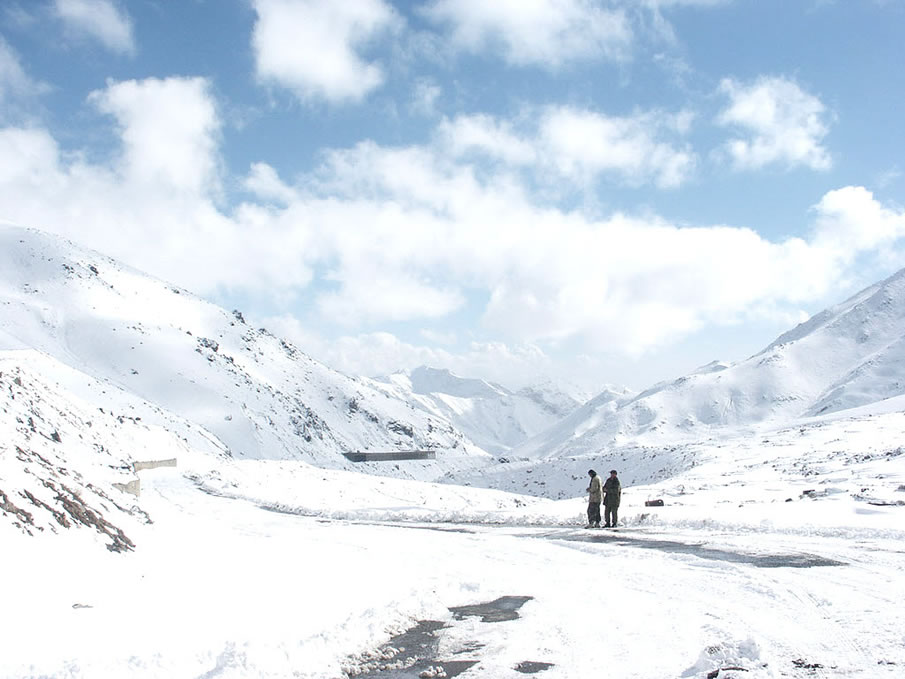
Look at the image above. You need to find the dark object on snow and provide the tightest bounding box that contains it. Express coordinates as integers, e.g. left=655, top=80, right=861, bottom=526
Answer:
left=645, top=499, right=665, bottom=507
left=586, top=470, right=602, bottom=527
left=707, top=668, right=748, bottom=678
left=603, top=471, right=621, bottom=526
left=449, top=596, right=534, bottom=623
left=343, top=450, right=436, bottom=462
left=515, top=660, right=555, bottom=674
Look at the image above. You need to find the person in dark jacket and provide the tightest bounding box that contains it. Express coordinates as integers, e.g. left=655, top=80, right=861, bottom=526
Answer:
left=586, top=469, right=602, bottom=528
left=603, top=469, right=621, bottom=527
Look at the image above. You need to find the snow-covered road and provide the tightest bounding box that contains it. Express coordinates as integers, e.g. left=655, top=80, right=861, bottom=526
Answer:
left=4, top=467, right=903, bottom=679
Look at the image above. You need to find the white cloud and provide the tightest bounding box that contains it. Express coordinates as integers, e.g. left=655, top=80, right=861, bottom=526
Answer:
left=53, top=0, right=135, bottom=55
left=538, top=106, right=696, bottom=188
left=0, top=76, right=314, bottom=296
left=437, top=107, right=696, bottom=188
left=316, top=270, right=465, bottom=324
left=438, top=114, right=537, bottom=166
left=420, top=328, right=457, bottom=345
left=409, top=78, right=442, bottom=117
left=243, top=162, right=298, bottom=204
left=290, top=137, right=904, bottom=351
left=1, top=80, right=903, bottom=365
left=260, top=320, right=558, bottom=389
left=812, top=185, right=905, bottom=253
left=423, top=0, right=632, bottom=68
left=265, top=325, right=454, bottom=379
left=88, top=77, right=221, bottom=195
left=643, top=0, right=731, bottom=6
left=716, top=76, right=833, bottom=171
left=0, top=38, right=48, bottom=110
left=251, top=0, right=399, bottom=104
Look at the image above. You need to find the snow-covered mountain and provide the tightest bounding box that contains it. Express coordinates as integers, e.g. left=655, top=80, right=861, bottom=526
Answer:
left=0, top=349, right=219, bottom=551
left=369, top=366, right=586, bottom=455
left=0, top=225, right=490, bottom=479
left=5, top=224, right=905, bottom=679
left=514, top=268, right=905, bottom=459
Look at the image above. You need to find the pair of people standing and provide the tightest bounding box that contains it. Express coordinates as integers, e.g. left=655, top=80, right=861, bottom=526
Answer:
left=586, top=469, right=621, bottom=528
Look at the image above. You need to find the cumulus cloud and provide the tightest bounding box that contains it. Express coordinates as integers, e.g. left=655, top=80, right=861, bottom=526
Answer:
left=1, top=76, right=903, bottom=367
left=812, top=186, right=905, bottom=253
left=243, top=162, right=298, bottom=204
left=280, top=137, right=904, bottom=352
left=716, top=76, right=833, bottom=171
left=538, top=107, right=696, bottom=188
left=423, top=0, right=632, bottom=67
left=89, top=77, right=221, bottom=195
left=437, top=107, right=696, bottom=188
left=53, top=0, right=135, bottom=55
left=0, top=76, right=313, bottom=296
left=437, top=114, right=537, bottom=166
left=251, top=0, right=399, bottom=104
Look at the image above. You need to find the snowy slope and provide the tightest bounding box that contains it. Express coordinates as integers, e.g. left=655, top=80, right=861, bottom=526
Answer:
left=4, top=238, right=905, bottom=679
left=0, top=349, right=214, bottom=552
left=368, top=366, right=586, bottom=455
left=0, top=347, right=540, bottom=551
left=513, top=269, right=905, bottom=459
left=4, top=378, right=905, bottom=678
left=0, top=225, right=490, bottom=478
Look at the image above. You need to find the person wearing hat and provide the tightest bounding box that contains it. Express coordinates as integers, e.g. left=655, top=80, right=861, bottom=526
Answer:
left=603, top=469, right=621, bottom=528
left=585, top=469, right=602, bottom=528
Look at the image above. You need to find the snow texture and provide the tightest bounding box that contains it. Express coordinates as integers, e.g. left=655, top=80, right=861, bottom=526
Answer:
left=3, top=224, right=905, bottom=678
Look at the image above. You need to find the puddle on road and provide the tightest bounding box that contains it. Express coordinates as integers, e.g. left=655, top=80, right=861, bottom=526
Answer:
left=449, top=595, right=534, bottom=622
left=348, top=597, right=554, bottom=678
left=554, top=533, right=845, bottom=568
left=345, top=619, right=477, bottom=679
left=515, top=661, right=555, bottom=673
left=335, top=521, right=843, bottom=569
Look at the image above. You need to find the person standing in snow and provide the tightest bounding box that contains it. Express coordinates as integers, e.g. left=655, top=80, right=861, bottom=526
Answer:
left=586, top=469, right=602, bottom=528
left=603, top=469, right=621, bottom=528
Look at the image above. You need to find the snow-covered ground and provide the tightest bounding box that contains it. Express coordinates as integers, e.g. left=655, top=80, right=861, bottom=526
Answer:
left=4, top=397, right=905, bottom=678
left=3, top=225, right=905, bottom=678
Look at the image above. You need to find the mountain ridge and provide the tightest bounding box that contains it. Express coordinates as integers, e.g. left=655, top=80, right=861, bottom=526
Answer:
left=512, top=266, right=905, bottom=459
left=0, top=225, right=490, bottom=479
left=369, top=365, right=586, bottom=455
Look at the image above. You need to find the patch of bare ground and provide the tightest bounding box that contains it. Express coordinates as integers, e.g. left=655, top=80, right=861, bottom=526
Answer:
left=0, top=487, right=36, bottom=533
left=7, top=444, right=138, bottom=552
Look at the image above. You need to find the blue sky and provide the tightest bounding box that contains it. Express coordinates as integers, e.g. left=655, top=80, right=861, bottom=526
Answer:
left=1, top=0, right=904, bottom=393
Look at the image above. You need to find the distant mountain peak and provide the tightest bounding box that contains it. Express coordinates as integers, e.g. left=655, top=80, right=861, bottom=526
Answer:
left=368, top=365, right=585, bottom=455
left=408, top=365, right=507, bottom=399
left=513, top=266, right=905, bottom=458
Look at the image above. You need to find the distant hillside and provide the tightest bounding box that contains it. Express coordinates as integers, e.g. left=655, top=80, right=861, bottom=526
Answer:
left=369, top=366, right=587, bottom=455
left=514, top=269, right=905, bottom=459
left=0, top=350, right=203, bottom=550
left=0, top=225, right=490, bottom=479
